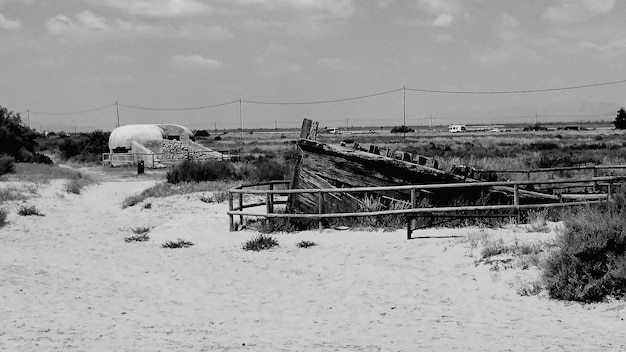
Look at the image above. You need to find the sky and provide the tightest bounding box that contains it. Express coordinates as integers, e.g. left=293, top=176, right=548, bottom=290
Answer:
left=1, top=0, right=626, bottom=131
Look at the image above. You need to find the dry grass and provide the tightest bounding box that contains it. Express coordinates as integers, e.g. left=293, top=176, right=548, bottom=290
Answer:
left=122, top=180, right=238, bottom=208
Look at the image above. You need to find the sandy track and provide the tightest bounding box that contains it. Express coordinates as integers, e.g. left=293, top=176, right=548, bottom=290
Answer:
left=1, top=177, right=625, bottom=351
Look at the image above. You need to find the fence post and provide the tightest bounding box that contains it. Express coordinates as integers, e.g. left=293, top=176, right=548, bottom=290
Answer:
left=514, top=183, right=520, bottom=224
left=238, top=193, right=244, bottom=225
left=608, top=179, right=614, bottom=213
left=228, top=191, right=235, bottom=231
left=318, top=191, right=324, bottom=231
left=593, top=167, right=598, bottom=192
left=409, top=188, right=417, bottom=240
left=266, top=191, right=273, bottom=232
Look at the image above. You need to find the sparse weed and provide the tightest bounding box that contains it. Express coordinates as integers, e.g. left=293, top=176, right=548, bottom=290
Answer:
left=131, top=227, right=150, bottom=235
left=16, top=205, right=44, bottom=216
left=0, top=208, right=8, bottom=227
left=162, top=238, right=194, bottom=248
left=517, top=281, right=543, bottom=296
left=143, top=202, right=152, bottom=209
left=125, top=233, right=150, bottom=243
left=64, top=173, right=94, bottom=194
left=526, top=209, right=549, bottom=233
left=297, top=240, right=317, bottom=248
left=242, top=234, right=279, bottom=251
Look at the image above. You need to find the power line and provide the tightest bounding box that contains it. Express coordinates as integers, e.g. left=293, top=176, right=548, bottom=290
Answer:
left=118, top=99, right=240, bottom=111
left=242, top=88, right=403, bottom=105
left=28, top=103, right=116, bottom=116
left=406, top=78, right=626, bottom=94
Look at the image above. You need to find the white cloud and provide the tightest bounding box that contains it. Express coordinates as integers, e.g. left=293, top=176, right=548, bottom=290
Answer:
left=254, top=41, right=305, bottom=75
left=472, top=43, right=541, bottom=65
left=169, top=54, right=224, bottom=70
left=91, top=0, right=211, bottom=17
left=0, top=12, right=20, bottom=29
left=235, top=0, right=355, bottom=19
left=315, top=57, right=358, bottom=71
left=45, top=11, right=232, bottom=42
left=432, top=13, right=453, bottom=27
left=497, top=13, right=520, bottom=28
left=544, top=0, right=615, bottom=24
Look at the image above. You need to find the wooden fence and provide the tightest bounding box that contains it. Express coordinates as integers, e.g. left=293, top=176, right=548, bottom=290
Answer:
left=227, top=176, right=626, bottom=238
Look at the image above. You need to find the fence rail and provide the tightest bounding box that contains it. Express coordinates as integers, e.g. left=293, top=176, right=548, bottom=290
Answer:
left=227, top=176, right=626, bottom=237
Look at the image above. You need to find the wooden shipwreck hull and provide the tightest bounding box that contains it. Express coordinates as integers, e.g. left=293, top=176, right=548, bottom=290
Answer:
left=287, top=119, right=558, bottom=215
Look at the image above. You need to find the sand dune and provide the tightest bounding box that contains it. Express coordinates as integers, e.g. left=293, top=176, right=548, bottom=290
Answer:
left=1, top=176, right=625, bottom=351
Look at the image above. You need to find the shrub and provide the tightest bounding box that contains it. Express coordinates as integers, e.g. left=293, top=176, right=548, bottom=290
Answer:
left=297, top=240, right=317, bottom=248
left=16, top=205, right=44, bottom=216
left=166, top=159, right=236, bottom=184
left=0, top=154, right=15, bottom=176
left=391, top=125, right=415, bottom=133
left=162, top=238, right=194, bottom=248
left=131, top=226, right=150, bottom=235
left=125, top=233, right=150, bottom=243
left=0, top=208, right=8, bottom=227
left=542, top=206, right=626, bottom=302
left=242, top=234, right=279, bottom=251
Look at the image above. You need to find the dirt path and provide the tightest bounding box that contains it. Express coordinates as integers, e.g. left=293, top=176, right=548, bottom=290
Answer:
left=1, top=174, right=625, bottom=351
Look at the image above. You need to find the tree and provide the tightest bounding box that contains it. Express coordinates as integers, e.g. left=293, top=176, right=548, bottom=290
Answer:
left=0, top=106, right=38, bottom=161
left=614, top=107, right=626, bottom=129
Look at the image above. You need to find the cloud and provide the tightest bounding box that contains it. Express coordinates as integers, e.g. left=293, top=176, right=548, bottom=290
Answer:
left=543, top=0, right=615, bottom=24
left=235, top=0, right=355, bottom=19
left=45, top=11, right=232, bottom=42
left=169, top=54, right=224, bottom=70
left=254, top=41, right=304, bottom=75
left=90, top=0, right=211, bottom=17
left=432, top=13, right=453, bottom=27
left=0, top=12, right=20, bottom=29
left=472, top=43, right=541, bottom=65
left=315, top=57, right=358, bottom=71
left=416, top=0, right=465, bottom=27
left=497, top=13, right=520, bottom=28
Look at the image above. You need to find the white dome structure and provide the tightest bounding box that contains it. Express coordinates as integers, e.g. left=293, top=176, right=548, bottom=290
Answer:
left=109, top=124, right=165, bottom=153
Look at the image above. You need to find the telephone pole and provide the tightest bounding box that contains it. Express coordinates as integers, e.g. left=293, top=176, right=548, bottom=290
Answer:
left=239, top=98, right=243, bottom=145
left=115, top=101, right=120, bottom=128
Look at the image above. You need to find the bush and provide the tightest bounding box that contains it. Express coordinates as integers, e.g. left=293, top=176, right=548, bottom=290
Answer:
left=162, top=238, right=194, bottom=248
left=125, top=227, right=150, bottom=243
left=296, top=240, right=317, bottom=248
left=166, top=159, right=236, bottom=184
left=16, top=205, right=44, bottom=216
left=391, top=125, right=415, bottom=133
left=542, top=206, right=626, bottom=302
left=0, top=154, right=15, bottom=176
left=0, top=208, right=8, bottom=228
left=242, top=234, right=279, bottom=251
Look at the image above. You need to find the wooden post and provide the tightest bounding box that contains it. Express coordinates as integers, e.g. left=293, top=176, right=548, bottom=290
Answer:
left=593, top=168, right=598, bottom=192
left=238, top=193, right=244, bottom=225
left=514, top=183, right=520, bottom=224
left=318, top=191, right=324, bottom=231
left=228, top=192, right=234, bottom=231
left=266, top=191, right=273, bottom=232
left=408, top=188, right=417, bottom=240
left=608, top=180, right=614, bottom=213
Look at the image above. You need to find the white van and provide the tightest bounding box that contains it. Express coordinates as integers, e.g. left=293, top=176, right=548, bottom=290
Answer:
left=448, top=124, right=467, bottom=133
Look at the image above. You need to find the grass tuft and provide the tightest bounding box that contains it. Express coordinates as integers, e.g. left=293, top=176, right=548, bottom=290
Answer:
left=0, top=208, right=8, bottom=228
left=242, top=234, right=279, bottom=251
left=296, top=240, right=317, bottom=248
left=162, top=238, right=194, bottom=249
left=16, top=205, right=44, bottom=216
left=125, top=233, right=150, bottom=243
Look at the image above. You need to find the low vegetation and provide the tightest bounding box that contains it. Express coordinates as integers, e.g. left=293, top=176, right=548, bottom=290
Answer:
left=242, top=234, right=279, bottom=251
left=16, top=205, right=44, bottom=216
left=122, top=180, right=236, bottom=208
left=296, top=240, right=317, bottom=248
left=542, top=204, right=626, bottom=303
left=162, top=238, right=194, bottom=249
left=64, top=173, right=95, bottom=194
left=0, top=208, right=8, bottom=228
left=125, top=227, right=151, bottom=243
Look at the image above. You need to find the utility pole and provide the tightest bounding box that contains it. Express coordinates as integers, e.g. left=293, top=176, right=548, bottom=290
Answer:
left=430, top=114, right=433, bottom=131
left=239, top=98, right=243, bottom=145
left=214, top=121, right=217, bottom=131
left=403, top=85, right=406, bottom=140
left=346, top=118, right=349, bottom=132
left=115, top=101, right=120, bottom=128
left=535, top=113, right=538, bottom=126
left=27, top=109, right=30, bottom=129
left=275, top=120, right=277, bottom=135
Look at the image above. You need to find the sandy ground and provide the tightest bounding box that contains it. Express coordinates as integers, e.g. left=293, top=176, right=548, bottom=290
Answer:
left=1, top=171, right=625, bottom=351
